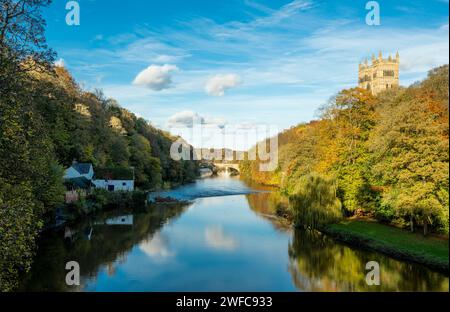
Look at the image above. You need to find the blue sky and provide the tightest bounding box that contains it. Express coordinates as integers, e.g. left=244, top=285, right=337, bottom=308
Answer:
left=44, top=0, right=449, bottom=148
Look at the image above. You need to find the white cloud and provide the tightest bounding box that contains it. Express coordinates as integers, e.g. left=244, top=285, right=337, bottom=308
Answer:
left=54, top=58, right=65, bottom=67
left=153, top=54, right=177, bottom=63
left=116, top=35, right=188, bottom=64
left=167, top=111, right=205, bottom=127
left=133, top=64, right=179, bottom=91
left=167, top=111, right=227, bottom=128
left=399, top=42, right=449, bottom=73
left=205, top=74, right=241, bottom=96
left=253, top=0, right=313, bottom=26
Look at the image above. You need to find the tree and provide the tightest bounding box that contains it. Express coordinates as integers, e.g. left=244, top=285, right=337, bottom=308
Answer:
left=319, top=88, right=377, bottom=213
left=0, top=0, right=55, bottom=81
left=240, top=66, right=448, bottom=235
left=289, top=173, right=343, bottom=229
left=0, top=179, right=39, bottom=291
left=369, top=66, right=449, bottom=234
left=0, top=1, right=60, bottom=290
left=0, top=65, right=69, bottom=289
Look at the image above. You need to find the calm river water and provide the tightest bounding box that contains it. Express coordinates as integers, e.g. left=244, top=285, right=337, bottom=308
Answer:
left=20, top=176, right=448, bottom=291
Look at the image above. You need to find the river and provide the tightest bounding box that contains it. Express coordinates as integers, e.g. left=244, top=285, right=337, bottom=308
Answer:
left=19, top=175, right=449, bottom=291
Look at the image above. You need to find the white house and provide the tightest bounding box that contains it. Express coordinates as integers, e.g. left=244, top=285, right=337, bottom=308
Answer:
left=92, top=179, right=134, bottom=192
left=64, top=162, right=94, bottom=180
left=92, top=167, right=135, bottom=192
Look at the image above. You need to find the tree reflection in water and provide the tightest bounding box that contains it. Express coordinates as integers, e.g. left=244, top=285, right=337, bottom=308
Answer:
left=246, top=190, right=449, bottom=292
left=19, top=204, right=189, bottom=291
left=19, top=185, right=448, bottom=292
left=288, top=228, right=448, bottom=291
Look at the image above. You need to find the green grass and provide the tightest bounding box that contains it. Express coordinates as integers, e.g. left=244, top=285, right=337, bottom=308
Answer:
left=324, top=221, right=449, bottom=272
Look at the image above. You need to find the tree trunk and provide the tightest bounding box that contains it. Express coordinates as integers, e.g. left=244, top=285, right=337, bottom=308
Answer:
left=410, top=216, right=414, bottom=232
left=423, top=222, right=428, bottom=236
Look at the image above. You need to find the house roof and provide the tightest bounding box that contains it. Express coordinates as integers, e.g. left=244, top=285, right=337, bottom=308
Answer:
left=72, top=163, right=92, bottom=175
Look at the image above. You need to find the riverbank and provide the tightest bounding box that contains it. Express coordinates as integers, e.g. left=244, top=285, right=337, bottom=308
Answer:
left=267, top=190, right=449, bottom=273
left=321, top=220, right=449, bottom=273
left=54, top=189, right=148, bottom=224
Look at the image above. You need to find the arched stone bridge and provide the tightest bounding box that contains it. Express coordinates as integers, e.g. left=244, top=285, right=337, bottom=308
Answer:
left=213, top=163, right=240, bottom=172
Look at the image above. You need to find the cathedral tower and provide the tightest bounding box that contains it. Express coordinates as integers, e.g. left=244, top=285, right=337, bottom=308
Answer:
left=358, top=51, right=399, bottom=95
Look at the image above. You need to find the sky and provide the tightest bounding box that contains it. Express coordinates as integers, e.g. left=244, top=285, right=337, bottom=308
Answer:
left=43, top=0, right=449, bottom=149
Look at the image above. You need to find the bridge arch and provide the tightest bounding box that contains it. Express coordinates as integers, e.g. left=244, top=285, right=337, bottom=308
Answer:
left=212, top=163, right=240, bottom=175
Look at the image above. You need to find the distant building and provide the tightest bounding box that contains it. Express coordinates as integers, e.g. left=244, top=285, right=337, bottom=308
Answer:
left=63, top=162, right=135, bottom=192
left=92, top=167, right=135, bottom=192
left=64, top=162, right=94, bottom=190
left=358, top=51, right=399, bottom=95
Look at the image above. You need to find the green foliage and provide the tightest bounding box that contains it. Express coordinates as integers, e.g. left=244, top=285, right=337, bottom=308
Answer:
left=325, top=221, right=449, bottom=271
left=242, top=66, right=449, bottom=235
left=0, top=65, right=63, bottom=291
left=368, top=65, right=449, bottom=234
left=289, top=173, right=343, bottom=228
left=0, top=0, right=198, bottom=291
left=336, top=163, right=375, bottom=214
left=0, top=180, right=41, bottom=291
left=95, top=167, right=134, bottom=180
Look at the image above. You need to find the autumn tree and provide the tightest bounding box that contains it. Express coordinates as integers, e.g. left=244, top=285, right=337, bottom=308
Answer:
left=369, top=66, right=449, bottom=234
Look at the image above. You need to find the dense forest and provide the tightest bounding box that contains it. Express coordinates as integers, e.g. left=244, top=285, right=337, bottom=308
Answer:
left=241, top=65, right=449, bottom=235
left=0, top=0, right=198, bottom=291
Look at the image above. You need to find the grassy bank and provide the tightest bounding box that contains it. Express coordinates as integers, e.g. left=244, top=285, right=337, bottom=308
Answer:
left=322, top=221, right=449, bottom=272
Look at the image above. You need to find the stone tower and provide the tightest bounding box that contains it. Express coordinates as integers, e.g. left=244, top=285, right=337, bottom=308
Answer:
left=358, top=51, right=399, bottom=95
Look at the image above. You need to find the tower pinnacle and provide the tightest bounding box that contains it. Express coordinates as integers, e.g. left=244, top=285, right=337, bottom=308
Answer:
left=358, top=51, right=400, bottom=95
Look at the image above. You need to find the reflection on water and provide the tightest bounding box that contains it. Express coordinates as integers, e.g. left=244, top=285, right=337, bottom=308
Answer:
left=205, top=225, right=238, bottom=251
left=139, top=232, right=176, bottom=261
left=288, top=229, right=448, bottom=291
left=20, top=177, right=448, bottom=291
